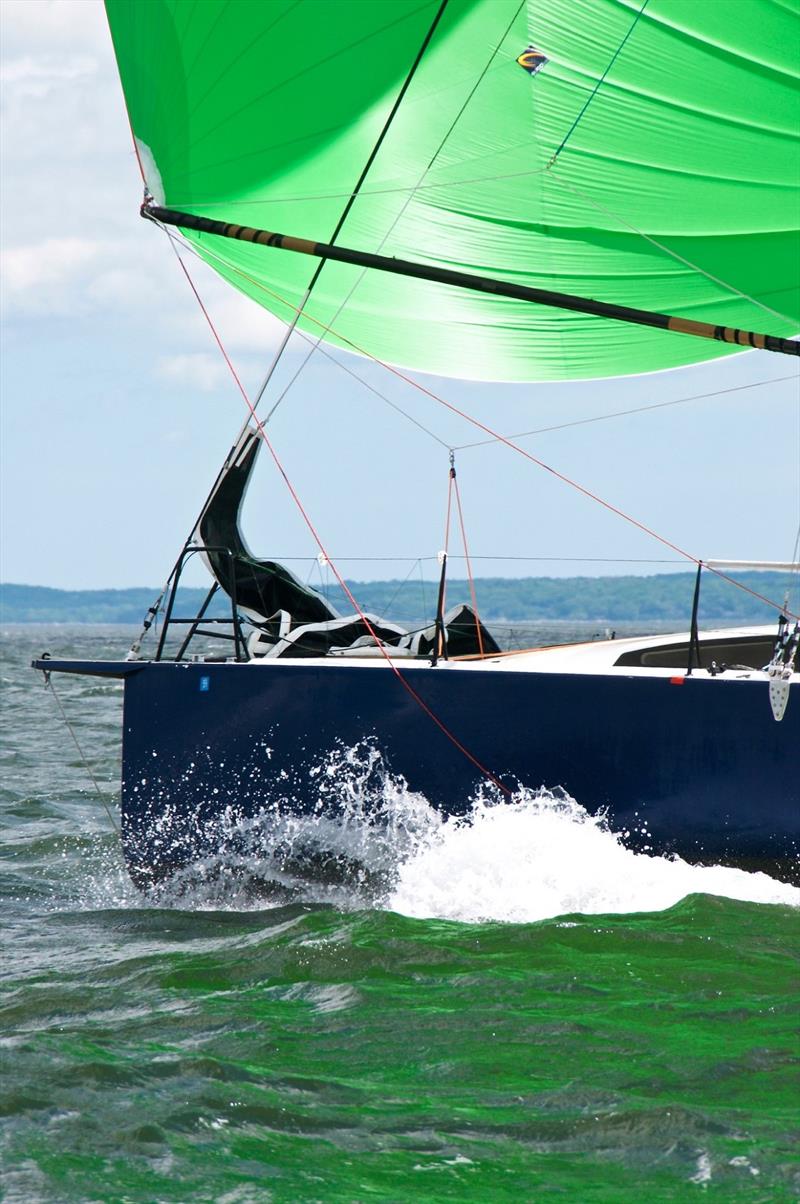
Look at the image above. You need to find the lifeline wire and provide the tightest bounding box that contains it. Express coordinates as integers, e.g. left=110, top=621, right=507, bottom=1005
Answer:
left=44, top=675, right=119, bottom=833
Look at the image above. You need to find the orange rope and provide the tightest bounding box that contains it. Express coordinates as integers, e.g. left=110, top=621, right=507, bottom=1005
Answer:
left=436, top=460, right=456, bottom=658
left=453, top=467, right=485, bottom=657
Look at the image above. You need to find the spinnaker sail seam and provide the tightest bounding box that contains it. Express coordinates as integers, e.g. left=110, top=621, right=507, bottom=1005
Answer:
left=160, top=216, right=798, bottom=457
left=143, top=203, right=800, bottom=357
left=261, top=0, right=526, bottom=426
left=550, top=0, right=651, bottom=165
left=163, top=0, right=445, bottom=163
left=259, top=0, right=452, bottom=424
left=549, top=173, right=799, bottom=326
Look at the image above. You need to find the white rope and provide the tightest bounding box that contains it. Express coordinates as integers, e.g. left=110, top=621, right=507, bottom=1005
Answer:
left=548, top=172, right=798, bottom=327
left=452, top=373, right=799, bottom=451
left=44, top=675, right=120, bottom=833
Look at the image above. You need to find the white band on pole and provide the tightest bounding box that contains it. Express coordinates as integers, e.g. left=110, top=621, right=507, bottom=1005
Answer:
left=705, top=560, right=800, bottom=571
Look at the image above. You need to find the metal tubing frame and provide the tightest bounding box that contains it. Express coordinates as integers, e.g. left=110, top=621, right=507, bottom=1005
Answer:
left=687, top=562, right=704, bottom=676
left=155, top=546, right=248, bottom=662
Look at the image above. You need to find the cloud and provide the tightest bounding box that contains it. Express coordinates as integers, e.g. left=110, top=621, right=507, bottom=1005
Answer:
left=1, top=236, right=108, bottom=313
left=0, top=2, right=288, bottom=383
left=156, top=353, right=233, bottom=393
left=0, top=52, right=98, bottom=98
left=0, top=1, right=110, bottom=55
left=202, top=285, right=286, bottom=355
left=159, top=249, right=287, bottom=357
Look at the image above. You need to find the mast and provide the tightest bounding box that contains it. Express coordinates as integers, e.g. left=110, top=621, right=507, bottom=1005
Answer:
left=143, top=204, right=799, bottom=358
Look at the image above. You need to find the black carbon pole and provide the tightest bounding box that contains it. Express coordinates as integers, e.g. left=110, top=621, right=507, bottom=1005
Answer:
left=143, top=204, right=799, bottom=357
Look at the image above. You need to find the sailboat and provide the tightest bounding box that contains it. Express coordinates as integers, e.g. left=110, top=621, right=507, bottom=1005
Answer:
left=35, top=0, right=799, bottom=888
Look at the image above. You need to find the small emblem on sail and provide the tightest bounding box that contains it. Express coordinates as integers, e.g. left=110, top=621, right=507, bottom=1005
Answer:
left=517, top=46, right=548, bottom=76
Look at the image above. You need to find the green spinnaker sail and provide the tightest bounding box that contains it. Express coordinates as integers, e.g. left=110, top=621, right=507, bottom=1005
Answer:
left=106, top=0, right=800, bottom=382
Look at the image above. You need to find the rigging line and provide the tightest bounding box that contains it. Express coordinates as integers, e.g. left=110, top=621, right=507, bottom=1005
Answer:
left=550, top=0, right=650, bottom=165
left=452, top=463, right=485, bottom=657
left=168, top=239, right=512, bottom=797
left=165, top=223, right=450, bottom=447
left=250, top=308, right=308, bottom=415
left=379, top=374, right=800, bottom=624
left=164, top=1, right=436, bottom=171
left=439, top=457, right=456, bottom=637
left=151, top=227, right=265, bottom=557
left=302, top=0, right=450, bottom=296
left=375, top=557, right=425, bottom=622
left=167, top=213, right=800, bottom=458
left=261, top=0, right=451, bottom=424
left=162, top=2, right=449, bottom=429
left=166, top=159, right=552, bottom=207
left=261, top=0, right=523, bottom=426
left=43, top=675, right=119, bottom=833
left=176, top=246, right=798, bottom=621
left=549, top=173, right=798, bottom=327
left=452, top=373, right=800, bottom=451
left=146, top=204, right=800, bottom=356
left=261, top=0, right=450, bottom=425
left=154, top=220, right=795, bottom=621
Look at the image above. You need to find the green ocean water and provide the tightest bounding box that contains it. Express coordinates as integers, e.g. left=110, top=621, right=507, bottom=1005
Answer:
left=2, top=627, right=799, bottom=1203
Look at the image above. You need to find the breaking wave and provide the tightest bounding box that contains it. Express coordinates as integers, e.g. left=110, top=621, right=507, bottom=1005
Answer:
left=58, top=742, right=800, bottom=921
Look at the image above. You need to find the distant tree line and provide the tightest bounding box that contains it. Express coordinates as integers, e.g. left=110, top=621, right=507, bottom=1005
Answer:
left=1, top=572, right=793, bottom=625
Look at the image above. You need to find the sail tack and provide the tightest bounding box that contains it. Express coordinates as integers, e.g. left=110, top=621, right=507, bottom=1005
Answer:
left=107, top=0, right=800, bottom=381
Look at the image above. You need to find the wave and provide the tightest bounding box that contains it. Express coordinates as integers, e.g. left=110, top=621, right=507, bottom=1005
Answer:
left=44, top=742, right=798, bottom=921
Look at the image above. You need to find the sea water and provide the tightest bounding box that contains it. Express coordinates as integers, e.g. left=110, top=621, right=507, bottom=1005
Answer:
left=1, top=626, right=798, bottom=1202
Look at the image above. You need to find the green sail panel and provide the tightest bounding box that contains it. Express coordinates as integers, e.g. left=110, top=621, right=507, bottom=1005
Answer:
left=106, top=0, right=800, bottom=382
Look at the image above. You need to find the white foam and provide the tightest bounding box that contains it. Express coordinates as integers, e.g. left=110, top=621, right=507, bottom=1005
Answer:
left=386, top=790, right=800, bottom=924
left=54, top=745, right=800, bottom=921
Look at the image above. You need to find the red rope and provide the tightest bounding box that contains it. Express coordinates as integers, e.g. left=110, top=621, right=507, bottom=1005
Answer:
left=105, top=6, right=147, bottom=188
left=173, top=240, right=797, bottom=622
left=436, top=463, right=456, bottom=658
left=443, top=466, right=454, bottom=557
left=453, top=470, right=486, bottom=658
left=169, top=239, right=512, bottom=797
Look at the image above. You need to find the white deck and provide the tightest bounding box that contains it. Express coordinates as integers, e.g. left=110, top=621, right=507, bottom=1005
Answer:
left=243, top=624, right=796, bottom=683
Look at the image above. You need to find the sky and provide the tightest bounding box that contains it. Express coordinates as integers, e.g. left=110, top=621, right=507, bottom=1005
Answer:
left=1, top=0, right=798, bottom=592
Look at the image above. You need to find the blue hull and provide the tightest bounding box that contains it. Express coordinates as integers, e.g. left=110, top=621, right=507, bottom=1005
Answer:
left=103, top=660, right=799, bottom=886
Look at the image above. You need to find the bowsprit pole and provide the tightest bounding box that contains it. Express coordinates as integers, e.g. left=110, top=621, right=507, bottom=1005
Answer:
left=142, top=203, right=799, bottom=357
